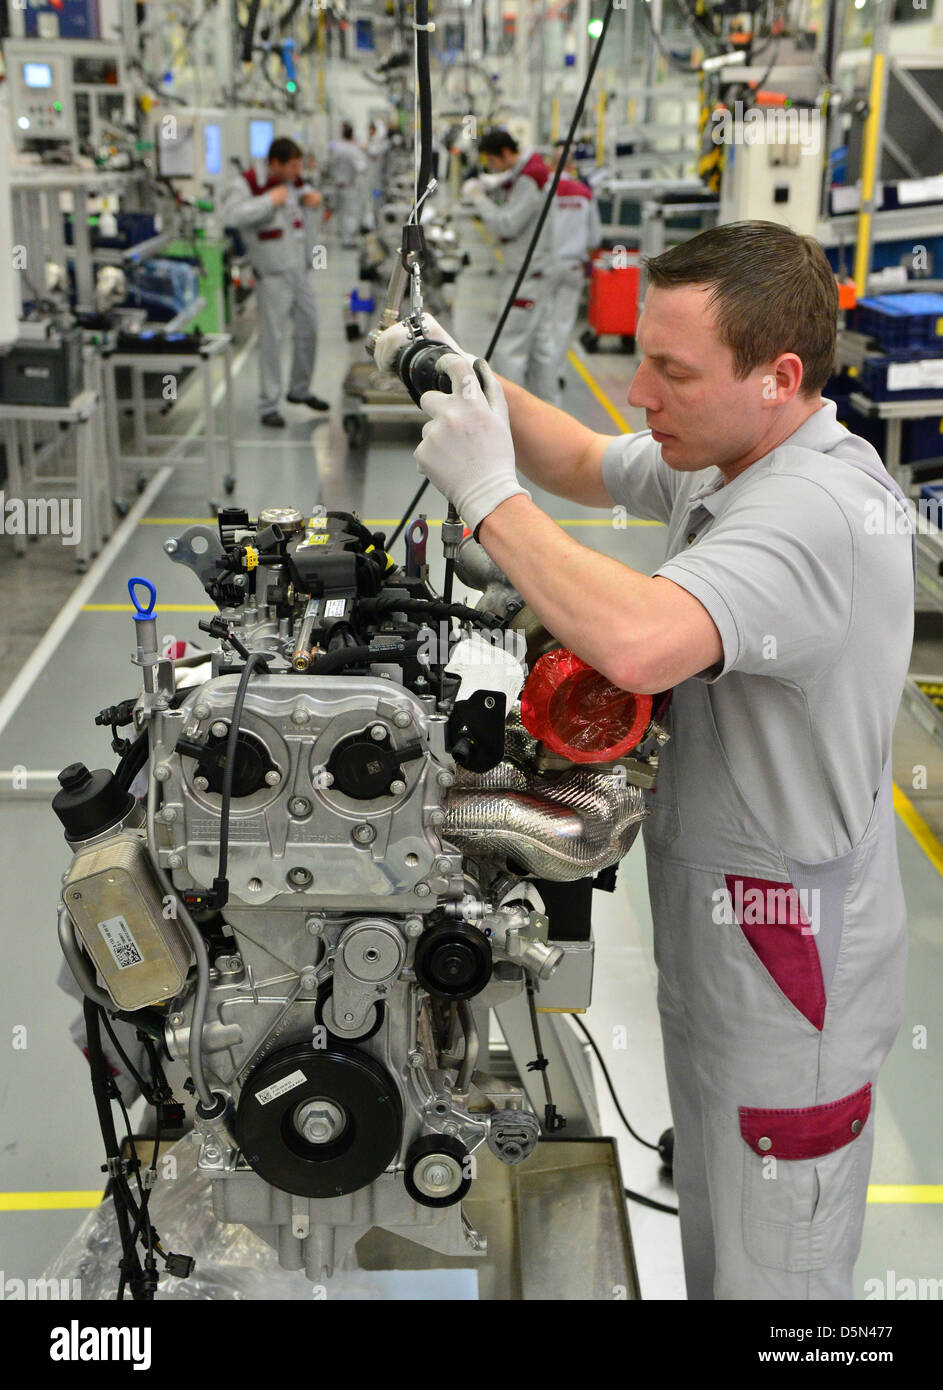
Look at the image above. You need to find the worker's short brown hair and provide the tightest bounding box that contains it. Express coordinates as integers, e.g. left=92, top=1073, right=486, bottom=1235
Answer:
left=643, top=221, right=837, bottom=396
left=268, top=137, right=302, bottom=165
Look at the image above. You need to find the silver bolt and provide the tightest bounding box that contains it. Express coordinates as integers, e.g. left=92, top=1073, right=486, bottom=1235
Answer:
left=296, top=1099, right=345, bottom=1145
left=233, top=574, right=247, bottom=588
left=390, top=779, right=406, bottom=795
left=424, top=1162, right=452, bottom=1187
left=211, top=721, right=229, bottom=738
left=483, top=696, right=496, bottom=709
left=194, top=775, right=210, bottom=793
left=300, top=969, right=318, bottom=991
left=164, top=539, right=178, bottom=554
left=153, top=695, right=168, bottom=710
left=344, top=1012, right=354, bottom=1022
left=194, top=703, right=210, bottom=720
left=430, top=809, right=447, bottom=826
left=404, top=918, right=423, bottom=939
left=167, top=853, right=183, bottom=869
left=264, top=769, right=281, bottom=786
left=154, top=764, right=171, bottom=783
left=203, top=1146, right=221, bottom=1162
left=162, top=806, right=178, bottom=823
left=353, top=823, right=376, bottom=845
left=443, top=1123, right=458, bottom=1137
left=370, top=724, right=386, bottom=741
left=171, top=1013, right=183, bottom=1025
left=414, top=882, right=431, bottom=898
left=434, top=857, right=452, bottom=874
left=291, top=706, right=310, bottom=726
left=393, top=709, right=411, bottom=728
left=437, top=770, right=454, bottom=788
left=408, top=1050, right=425, bottom=1068
left=306, top=916, right=322, bottom=936
left=288, top=866, right=313, bottom=888
left=290, top=797, right=312, bottom=817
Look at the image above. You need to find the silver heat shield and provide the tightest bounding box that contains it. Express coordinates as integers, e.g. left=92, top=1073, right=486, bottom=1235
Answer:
left=444, top=714, right=647, bottom=880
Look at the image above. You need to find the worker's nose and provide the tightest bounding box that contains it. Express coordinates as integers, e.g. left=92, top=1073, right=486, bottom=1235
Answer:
left=627, top=360, right=659, bottom=412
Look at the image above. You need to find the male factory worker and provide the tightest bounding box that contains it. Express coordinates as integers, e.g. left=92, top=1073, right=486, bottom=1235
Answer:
left=328, top=122, right=368, bottom=249
left=375, top=220, right=915, bottom=1300
left=462, top=129, right=556, bottom=396
left=221, top=137, right=329, bottom=428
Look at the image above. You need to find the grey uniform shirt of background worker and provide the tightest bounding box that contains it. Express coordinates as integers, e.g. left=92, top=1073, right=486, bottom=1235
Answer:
left=601, top=398, right=914, bottom=867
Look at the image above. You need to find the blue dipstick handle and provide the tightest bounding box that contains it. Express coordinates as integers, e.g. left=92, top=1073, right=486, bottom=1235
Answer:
left=128, top=576, right=157, bottom=621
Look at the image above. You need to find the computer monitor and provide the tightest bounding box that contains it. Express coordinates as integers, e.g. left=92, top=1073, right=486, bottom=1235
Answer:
left=249, top=119, right=274, bottom=161
left=204, top=122, right=222, bottom=177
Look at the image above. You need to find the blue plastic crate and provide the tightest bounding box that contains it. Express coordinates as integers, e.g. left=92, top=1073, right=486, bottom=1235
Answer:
left=855, top=293, right=943, bottom=351
left=859, top=348, right=943, bottom=402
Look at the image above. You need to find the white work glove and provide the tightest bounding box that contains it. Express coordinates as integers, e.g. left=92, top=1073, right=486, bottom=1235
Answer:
left=415, top=353, right=531, bottom=536
left=461, top=177, right=486, bottom=204
left=373, top=312, right=475, bottom=376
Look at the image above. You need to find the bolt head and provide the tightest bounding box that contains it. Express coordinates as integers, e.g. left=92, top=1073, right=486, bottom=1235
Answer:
left=370, top=724, right=386, bottom=741
left=430, top=808, right=447, bottom=826
left=404, top=918, right=423, bottom=939
left=264, top=769, right=281, bottom=786
left=193, top=775, right=210, bottom=792
left=414, top=881, right=431, bottom=898
left=162, top=806, right=178, bottom=822
left=353, top=823, right=376, bottom=845
left=390, top=779, right=406, bottom=795
left=154, top=764, right=171, bottom=782
left=393, top=709, right=411, bottom=728
left=288, top=867, right=313, bottom=887
left=194, top=703, right=210, bottom=720
left=290, top=797, right=312, bottom=817
left=291, top=706, right=310, bottom=726
left=211, top=720, right=229, bottom=738
left=164, top=539, right=178, bottom=554
left=437, top=770, right=454, bottom=788
left=434, top=857, right=452, bottom=874
left=167, top=853, right=183, bottom=869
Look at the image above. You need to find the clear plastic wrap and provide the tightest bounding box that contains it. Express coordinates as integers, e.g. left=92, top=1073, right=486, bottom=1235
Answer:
left=43, top=1137, right=478, bottom=1300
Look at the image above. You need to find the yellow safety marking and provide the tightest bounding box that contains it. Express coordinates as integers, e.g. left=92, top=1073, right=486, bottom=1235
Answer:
left=0, top=1190, right=104, bottom=1211
left=566, top=348, right=634, bottom=434
left=892, top=784, right=943, bottom=879
left=244, top=545, right=258, bottom=571
left=81, top=603, right=216, bottom=613
left=868, top=1186, right=943, bottom=1204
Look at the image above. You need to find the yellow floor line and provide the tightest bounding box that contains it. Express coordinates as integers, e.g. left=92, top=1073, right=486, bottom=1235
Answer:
left=2, top=1184, right=941, bottom=1213
left=893, top=784, right=943, bottom=879
left=0, top=1191, right=104, bottom=1211
left=82, top=603, right=216, bottom=613
left=868, top=1185, right=943, bottom=1203
left=567, top=348, right=633, bottom=434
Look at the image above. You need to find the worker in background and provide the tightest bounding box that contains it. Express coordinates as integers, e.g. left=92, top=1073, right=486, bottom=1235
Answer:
left=461, top=128, right=555, bottom=396
left=328, top=121, right=368, bottom=249
left=221, top=136, right=328, bottom=428
left=537, top=143, right=603, bottom=405
left=364, top=120, right=390, bottom=227
left=376, top=221, right=914, bottom=1300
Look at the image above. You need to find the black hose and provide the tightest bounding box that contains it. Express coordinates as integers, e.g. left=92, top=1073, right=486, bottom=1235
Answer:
left=413, top=0, right=434, bottom=217
left=310, top=638, right=424, bottom=675
left=241, top=0, right=263, bottom=62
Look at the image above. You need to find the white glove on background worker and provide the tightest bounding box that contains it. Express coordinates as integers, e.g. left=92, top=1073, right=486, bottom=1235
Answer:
left=415, top=353, right=531, bottom=536
left=460, top=177, right=486, bottom=204
left=373, top=312, right=476, bottom=375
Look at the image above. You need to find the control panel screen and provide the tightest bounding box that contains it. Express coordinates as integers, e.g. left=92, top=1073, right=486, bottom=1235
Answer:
left=250, top=119, right=274, bottom=161
left=23, top=63, right=53, bottom=89
left=204, top=123, right=222, bottom=176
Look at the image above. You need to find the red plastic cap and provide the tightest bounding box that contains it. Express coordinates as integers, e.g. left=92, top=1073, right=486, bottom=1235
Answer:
left=519, top=649, right=653, bottom=762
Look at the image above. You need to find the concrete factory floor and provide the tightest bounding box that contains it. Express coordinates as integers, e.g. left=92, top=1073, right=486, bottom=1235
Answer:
left=0, top=222, right=941, bottom=1299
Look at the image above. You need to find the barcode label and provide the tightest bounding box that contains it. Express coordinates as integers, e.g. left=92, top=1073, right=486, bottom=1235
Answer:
left=256, top=1070, right=307, bottom=1106
left=97, top=915, right=144, bottom=970
left=324, top=598, right=346, bottom=618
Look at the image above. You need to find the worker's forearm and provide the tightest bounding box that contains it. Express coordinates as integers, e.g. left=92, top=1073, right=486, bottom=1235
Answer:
left=495, top=373, right=602, bottom=500
left=477, top=493, right=656, bottom=689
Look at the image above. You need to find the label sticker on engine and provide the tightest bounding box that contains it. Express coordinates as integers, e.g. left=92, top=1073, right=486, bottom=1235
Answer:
left=323, top=598, right=346, bottom=618
left=97, top=915, right=144, bottom=970
left=255, top=1069, right=307, bottom=1105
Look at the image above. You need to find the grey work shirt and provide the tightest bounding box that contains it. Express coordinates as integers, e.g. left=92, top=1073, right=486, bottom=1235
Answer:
left=601, top=399, right=915, bottom=863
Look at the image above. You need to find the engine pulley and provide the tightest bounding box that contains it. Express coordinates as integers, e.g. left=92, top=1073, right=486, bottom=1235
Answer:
left=234, top=1042, right=403, bottom=1199
left=413, top=921, right=492, bottom=1000
left=403, top=1134, right=472, bottom=1208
